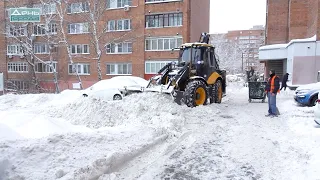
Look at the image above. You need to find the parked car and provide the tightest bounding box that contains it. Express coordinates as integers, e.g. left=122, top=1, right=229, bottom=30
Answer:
left=226, top=75, right=238, bottom=82
left=82, top=76, right=148, bottom=101
left=314, top=93, right=320, bottom=125
left=109, top=76, right=149, bottom=95
left=294, top=82, right=320, bottom=107
left=82, top=86, right=124, bottom=101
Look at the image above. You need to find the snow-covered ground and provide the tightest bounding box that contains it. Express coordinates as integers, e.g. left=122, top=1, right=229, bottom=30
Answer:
left=0, top=83, right=319, bottom=180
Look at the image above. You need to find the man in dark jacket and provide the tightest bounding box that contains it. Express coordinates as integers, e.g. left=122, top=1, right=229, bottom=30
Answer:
left=265, top=69, right=280, bottom=117
left=280, top=73, right=289, bottom=91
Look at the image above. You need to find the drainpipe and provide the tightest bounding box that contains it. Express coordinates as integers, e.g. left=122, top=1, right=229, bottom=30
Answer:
left=315, top=40, right=318, bottom=82
left=287, top=0, right=290, bottom=42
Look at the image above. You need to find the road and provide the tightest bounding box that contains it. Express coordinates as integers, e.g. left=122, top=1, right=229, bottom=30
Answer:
left=104, top=84, right=320, bottom=180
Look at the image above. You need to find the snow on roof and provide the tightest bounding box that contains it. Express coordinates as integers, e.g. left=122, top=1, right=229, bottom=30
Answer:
left=259, top=43, right=287, bottom=50
left=259, top=34, right=317, bottom=51
left=287, top=34, right=317, bottom=46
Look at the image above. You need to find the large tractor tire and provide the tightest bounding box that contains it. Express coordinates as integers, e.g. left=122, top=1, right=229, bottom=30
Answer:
left=213, top=80, right=223, bottom=103
left=184, top=80, right=208, bottom=107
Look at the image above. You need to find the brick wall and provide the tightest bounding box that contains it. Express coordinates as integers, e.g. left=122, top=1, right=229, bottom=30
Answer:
left=317, top=1, right=320, bottom=40
left=307, top=0, right=318, bottom=38
left=266, top=0, right=320, bottom=44
left=190, top=0, right=210, bottom=42
left=288, top=0, right=308, bottom=40
left=266, top=0, right=290, bottom=44
left=0, top=1, right=6, bottom=79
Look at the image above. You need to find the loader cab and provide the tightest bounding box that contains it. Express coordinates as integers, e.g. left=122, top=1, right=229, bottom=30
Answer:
left=178, top=43, right=219, bottom=78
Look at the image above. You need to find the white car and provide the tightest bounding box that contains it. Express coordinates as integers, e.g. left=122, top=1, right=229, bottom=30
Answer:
left=109, top=76, right=149, bottom=94
left=314, top=93, right=320, bottom=125
left=226, top=75, right=238, bottom=82
left=83, top=88, right=123, bottom=101
left=82, top=76, right=149, bottom=101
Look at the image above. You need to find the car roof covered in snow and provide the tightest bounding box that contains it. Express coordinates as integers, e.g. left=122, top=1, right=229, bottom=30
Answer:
left=296, top=82, right=320, bottom=91
left=180, top=42, right=214, bottom=48
left=87, top=76, right=148, bottom=91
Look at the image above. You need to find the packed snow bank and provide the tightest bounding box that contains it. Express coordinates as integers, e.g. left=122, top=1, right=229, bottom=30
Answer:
left=49, top=92, right=220, bottom=131
left=0, top=123, right=23, bottom=141
left=0, top=91, right=220, bottom=179
left=0, top=91, right=82, bottom=111
left=0, top=110, right=92, bottom=140
left=0, top=127, right=167, bottom=180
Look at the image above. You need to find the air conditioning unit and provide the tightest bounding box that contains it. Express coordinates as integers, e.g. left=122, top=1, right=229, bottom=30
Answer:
left=124, top=5, right=130, bottom=11
left=8, top=55, right=13, bottom=59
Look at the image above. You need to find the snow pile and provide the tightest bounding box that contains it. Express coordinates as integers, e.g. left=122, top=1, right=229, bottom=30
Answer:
left=0, top=91, right=221, bottom=179
left=0, top=90, right=88, bottom=140
left=0, top=123, right=23, bottom=141
left=0, top=128, right=167, bottom=180
left=49, top=92, right=220, bottom=131
left=0, top=90, right=82, bottom=111
left=1, top=83, right=319, bottom=179
left=0, top=111, right=92, bottom=140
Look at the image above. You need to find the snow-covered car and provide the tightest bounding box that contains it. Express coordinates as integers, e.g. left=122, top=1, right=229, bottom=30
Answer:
left=294, top=82, right=320, bottom=106
left=314, top=93, right=320, bottom=125
left=226, top=75, right=238, bottom=82
left=109, top=76, right=149, bottom=95
left=83, top=88, right=123, bottom=101
left=82, top=76, right=149, bottom=100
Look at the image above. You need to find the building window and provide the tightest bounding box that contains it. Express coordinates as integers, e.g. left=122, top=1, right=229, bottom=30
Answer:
left=70, top=44, right=90, bottom=54
left=7, top=62, right=28, bottom=73
left=33, top=3, right=56, bottom=14
left=7, top=45, right=24, bottom=55
left=107, top=19, right=131, bottom=31
left=145, top=60, right=177, bottom=74
left=146, top=13, right=182, bottom=28
left=33, top=23, right=57, bottom=35
left=67, top=2, right=89, bottom=14
left=35, top=62, right=57, bottom=73
left=48, top=23, right=58, bottom=34
left=7, top=25, right=27, bottom=37
left=34, top=43, right=49, bottom=54
left=106, top=42, right=132, bottom=54
left=107, top=0, right=132, bottom=9
left=68, top=63, right=90, bottom=75
left=68, top=23, right=89, bottom=34
left=7, top=80, right=29, bottom=91
left=33, top=24, right=46, bottom=35
left=106, top=63, right=132, bottom=75
left=145, top=36, right=183, bottom=51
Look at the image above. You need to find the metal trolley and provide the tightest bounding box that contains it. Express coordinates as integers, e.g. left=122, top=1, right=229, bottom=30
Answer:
left=248, top=81, right=267, bottom=103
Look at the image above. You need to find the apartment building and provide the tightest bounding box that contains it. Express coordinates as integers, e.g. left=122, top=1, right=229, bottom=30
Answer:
left=0, top=0, right=210, bottom=93
left=210, top=26, right=265, bottom=73
left=226, top=26, right=265, bottom=72
left=259, top=0, right=320, bottom=86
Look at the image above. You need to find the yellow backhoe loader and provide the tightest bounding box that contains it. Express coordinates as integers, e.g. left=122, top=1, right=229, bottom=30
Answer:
left=144, top=32, right=226, bottom=107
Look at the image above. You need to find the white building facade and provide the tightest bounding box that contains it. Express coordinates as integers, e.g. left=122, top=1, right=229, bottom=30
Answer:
left=259, top=35, right=320, bottom=87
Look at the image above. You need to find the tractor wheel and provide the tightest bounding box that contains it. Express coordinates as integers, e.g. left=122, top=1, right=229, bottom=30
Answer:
left=208, top=84, right=215, bottom=104
left=213, top=80, right=223, bottom=103
left=184, top=80, right=208, bottom=107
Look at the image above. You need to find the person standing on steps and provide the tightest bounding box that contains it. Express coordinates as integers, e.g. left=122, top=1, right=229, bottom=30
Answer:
left=280, top=73, right=289, bottom=91
left=265, top=69, right=280, bottom=117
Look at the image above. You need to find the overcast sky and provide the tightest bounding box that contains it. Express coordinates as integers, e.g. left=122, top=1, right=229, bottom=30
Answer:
left=210, top=0, right=267, bottom=33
